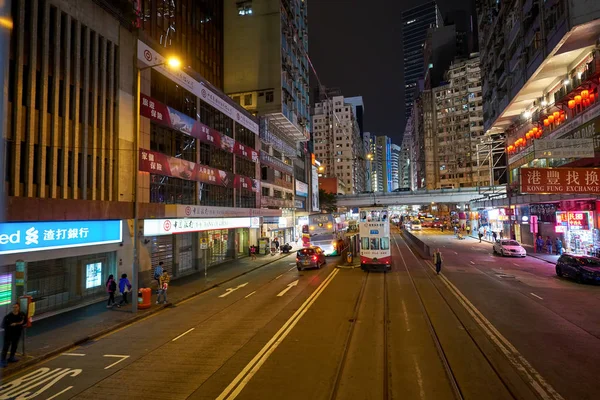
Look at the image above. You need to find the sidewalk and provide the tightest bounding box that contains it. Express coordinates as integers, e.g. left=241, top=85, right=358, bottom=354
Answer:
left=1, top=253, right=292, bottom=377
left=463, top=233, right=559, bottom=265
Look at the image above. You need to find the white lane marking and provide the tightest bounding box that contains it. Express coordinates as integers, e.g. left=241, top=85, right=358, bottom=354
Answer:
left=218, top=282, right=249, bottom=298
left=46, top=386, right=74, bottom=400
left=275, top=274, right=283, bottom=280
left=288, top=266, right=297, bottom=272
left=61, top=353, right=85, bottom=356
left=513, top=263, right=520, bottom=267
left=401, top=300, right=411, bottom=331
left=413, top=355, right=426, bottom=399
left=288, top=262, right=296, bottom=265
left=530, top=293, right=543, bottom=300
left=453, top=251, right=458, bottom=255
left=277, top=280, right=299, bottom=297
left=244, top=291, right=256, bottom=299
left=470, top=261, right=475, bottom=265
left=172, top=328, right=195, bottom=342
left=217, top=269, right=340, bottom=400
left=396, top=235, right=564, bottom=400
left=103, top=354, right=130, bottom=369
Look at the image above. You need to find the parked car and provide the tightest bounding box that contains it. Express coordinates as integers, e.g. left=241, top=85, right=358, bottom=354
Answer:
left=556, top=254, right=600, bottom=283
left=493, top=239, right=526, bottom=257
left=410, top=221, right=422, bottom=231
left=296, top=246, right=326, bottom=271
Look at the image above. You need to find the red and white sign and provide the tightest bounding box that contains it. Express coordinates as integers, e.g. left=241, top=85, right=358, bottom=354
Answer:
left=165, top=205, right=279, bottom=218
left=144, top=217, right=254, bottom=236
left=520, top=168, right=600, bottom=194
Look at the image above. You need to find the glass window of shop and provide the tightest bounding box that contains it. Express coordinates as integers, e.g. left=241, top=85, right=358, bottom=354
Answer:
left=150, top=175, right=196, bottom=204
left=199, top=142, right=233, bottom=172
left=199, top=101, right=233, bottom=138
left=150, top=123, right=196, bottom=162
left=235, top=156, right=256, bottom=178
left=235, top=124, right=256, bottom=149
left=199, top=183, right=233, bottom=207
left=207, top=229, right=235, bottom=265
left=151, top=70, right=197, bottom=119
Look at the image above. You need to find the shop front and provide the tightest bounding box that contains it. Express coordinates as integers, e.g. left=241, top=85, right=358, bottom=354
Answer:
left=556, top=211, right=599, bottom=256
left=0, top=220, right=123, bottom=316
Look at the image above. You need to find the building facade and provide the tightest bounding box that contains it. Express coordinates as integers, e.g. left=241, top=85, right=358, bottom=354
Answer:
left=402, top=1, right=441, bottom=121
left=312, top=95, right=365, bottom=194
left=0, top=0, right=276, bottom=316
left=391, top=143, right=401, bottom=191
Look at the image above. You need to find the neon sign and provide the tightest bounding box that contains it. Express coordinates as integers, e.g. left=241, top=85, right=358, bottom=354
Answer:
left=567, top=211, right=590, bottom=230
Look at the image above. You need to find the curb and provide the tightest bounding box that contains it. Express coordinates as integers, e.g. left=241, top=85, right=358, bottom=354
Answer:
left=463, top=234, right=557, bottom=265
left=2, top=253, right=293, bottom=378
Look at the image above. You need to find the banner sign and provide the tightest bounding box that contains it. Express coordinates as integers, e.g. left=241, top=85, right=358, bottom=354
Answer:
left=139, top=149, right=259, bottom=192
left=295, top=180, right=309, bottom=197
left=0, top=220, right=123, bottom=255
left=260, top=151, right=294, bottom=175
left=534, top=139, right=595, bottom=159
left=165, top=205, right=281, bottom=218
left=520, top=167, right=600, bottom=194
left=556, top=211, right=593, bottom=231
left=140, top=94, right=258, bottom=163
left=137, top=40, right=258, bottom=134
left=144, top=217, right=257, bottom=236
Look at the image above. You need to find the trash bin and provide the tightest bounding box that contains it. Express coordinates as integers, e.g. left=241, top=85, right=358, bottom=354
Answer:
left=347, top=252, right=353, bottom=265
left=138, top=288, right=152, bottom=309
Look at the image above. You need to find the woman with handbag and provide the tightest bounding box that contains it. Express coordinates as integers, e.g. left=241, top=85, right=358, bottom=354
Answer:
left=118, top=273, right=132, bottom=307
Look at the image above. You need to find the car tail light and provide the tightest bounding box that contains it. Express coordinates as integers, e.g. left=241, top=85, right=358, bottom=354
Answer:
left=296, top=257, right=299, bottom=262
left=312, top=255, right=317, bottom=261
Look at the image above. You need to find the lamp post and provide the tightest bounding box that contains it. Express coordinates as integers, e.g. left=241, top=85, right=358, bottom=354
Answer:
left=132, top=43, right=181, bottom=313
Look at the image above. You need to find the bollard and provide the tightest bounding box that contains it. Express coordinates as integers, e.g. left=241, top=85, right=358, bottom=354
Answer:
left=347, top=251, right=353, bottom=265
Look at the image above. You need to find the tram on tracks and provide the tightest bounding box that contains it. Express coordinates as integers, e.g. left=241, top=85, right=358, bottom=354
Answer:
left=358, top=207, right=391, bottom=272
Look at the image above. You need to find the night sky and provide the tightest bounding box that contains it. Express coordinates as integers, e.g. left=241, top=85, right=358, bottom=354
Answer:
left=308, top=0, right=464, bottom=145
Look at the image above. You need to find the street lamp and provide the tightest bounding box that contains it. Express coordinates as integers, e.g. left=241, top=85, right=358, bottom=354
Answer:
left=132, top=52, right=181, bottom=313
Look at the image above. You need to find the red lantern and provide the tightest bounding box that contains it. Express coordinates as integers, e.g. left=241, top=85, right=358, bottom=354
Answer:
left=535, top=130, right=542, bottom=139
left=544, top=119, right=549, bottom=126
left=553, top=111, right=560, bottom=119
left=526, top=131, right=532, bottom=140
left=590, top=93, right=595, bottom=102
left=581, top=90, right=589, bottom=99
left=560, top=114, right=566, bottom=122
left=548, top=115, right=555, bottom=124
left=568, top=100, right=576, bottom=109
left=532, top=127, right=538, bottom=133
left=575, top=95, right=582, bottom=104
left=585, top=99, right=590, bottom=107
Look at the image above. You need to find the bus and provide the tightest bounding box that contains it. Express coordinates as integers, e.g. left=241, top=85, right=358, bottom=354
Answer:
left=302, top=213, right=347, bottom=256
left=359, top=207, right=391, bottom=271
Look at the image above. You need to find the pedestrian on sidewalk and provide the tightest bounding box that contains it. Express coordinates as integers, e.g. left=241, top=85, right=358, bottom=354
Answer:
left=466, top=224, right=471, bottom=236
left=153, top=262, right=164, bottom=294
left=546, top=236, right=553, bottom=255
left=157, top=270, right=170, bottom=304
left=536, top=236, right=544, bottom=253
left=492, top=231, right=498, bottom=242
left=478, top=231, right=483, bottom=243
left=106, top=274, right=117, bottom=308
left=1, top=303, right=26, bottom=367
left=273, top=238, right=280, bottom=252
left=499, top=230, right=504, bottom=239
left=433, top=248, right=443, bottom=275
left=118, top=273, right=132, bottom=307
left=250, top=245, right=257, bottom=260
left=555, top=237, right=563, bottom=255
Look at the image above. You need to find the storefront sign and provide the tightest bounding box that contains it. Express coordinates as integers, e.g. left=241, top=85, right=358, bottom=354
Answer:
left=260, top=151, right=294, bottom=175
left=520, top=168, right=600, bottom=194
left=140, top=94, right=258, bottom=163
left=295, top=199, right=306, bottom=209
left=137, top=40, right=258, bottom=134
left=534, top=138, right=595, bottom=159
left=0, top=220, right=123, bottom=255
left=567, top=211, right=591, bottom=230
left=144, top=217, right=256, bottom=236
left=166, top=204, right=280, bottom=218
left=311, top=166, right=320, bottom=212
left=0, top=274, right=12, bottom=306
left=295, top=180, right=309, bottom=197
left=139, top=149, right=259, bottom=191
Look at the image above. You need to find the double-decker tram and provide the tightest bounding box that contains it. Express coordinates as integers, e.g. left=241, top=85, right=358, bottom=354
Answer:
left=359, top=207, right=391, bottom=271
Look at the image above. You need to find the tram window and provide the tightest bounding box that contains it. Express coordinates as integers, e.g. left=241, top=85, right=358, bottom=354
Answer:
left=362, top=237, right=370, bottom=249
left=380, top=237, right=390, bottom=250
left=370, top=238, right=379, bottom=250
left=360, top=211, right=367, bottom=223
left=381, top=212, right=388, bottom=221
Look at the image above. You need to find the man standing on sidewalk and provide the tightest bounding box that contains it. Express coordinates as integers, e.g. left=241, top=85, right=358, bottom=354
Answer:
left=433, top=249, right=443, bottom=275
left=153, top=262, right=164, bottom=294
left=1, top=303, right=26, bottom=367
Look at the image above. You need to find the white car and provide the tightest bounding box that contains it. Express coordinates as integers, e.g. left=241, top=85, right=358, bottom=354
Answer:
left=493, top=239, right=526, bottom=257
left=410, top=222, right=422, bottom=231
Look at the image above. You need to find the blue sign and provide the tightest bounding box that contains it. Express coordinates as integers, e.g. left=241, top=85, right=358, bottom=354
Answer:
left=370, top=230, right=379, bottom=235
left=0, top=220, right=123, bottom=255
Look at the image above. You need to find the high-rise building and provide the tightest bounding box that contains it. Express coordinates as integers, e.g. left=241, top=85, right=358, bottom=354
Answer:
left=312, top=95, right=365, bottom=194
left=345, top=96, right=365, bottom=137
left=391, top=144, right=401, bottom=190
left=401, top=116, right=416, bottom=190
left=402, top=1, right=441, bottom=121
left=223, top=0, right=310, bottom=142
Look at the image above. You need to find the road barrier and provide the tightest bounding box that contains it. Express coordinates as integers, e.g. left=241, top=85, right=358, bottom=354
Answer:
left=401, top=229, right=431, bottom=259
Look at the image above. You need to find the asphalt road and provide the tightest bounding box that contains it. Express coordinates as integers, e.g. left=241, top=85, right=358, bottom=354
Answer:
left=1, top=229, right=597, bottom=399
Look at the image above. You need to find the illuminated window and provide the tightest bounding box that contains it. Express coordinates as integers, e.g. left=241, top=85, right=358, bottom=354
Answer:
left=237, top=1, right=253, bottom=16
left=0, top=274, right=12, bottom=306
left=85, top=262, right=102, bottom=289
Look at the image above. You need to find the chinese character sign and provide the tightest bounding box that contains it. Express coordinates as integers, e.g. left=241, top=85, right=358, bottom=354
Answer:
left=520, top=168, right=600, bottom=194
left=0, top=220, right=123, bottom=255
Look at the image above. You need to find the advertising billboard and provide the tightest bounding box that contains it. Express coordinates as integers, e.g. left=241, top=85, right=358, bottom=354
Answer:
left=520, top=168, right=600, bottom=194
left=311, top=166, right=320, bottom=212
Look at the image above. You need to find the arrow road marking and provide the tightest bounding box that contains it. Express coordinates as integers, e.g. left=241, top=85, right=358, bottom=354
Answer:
left=219, top=282, right=249, bottom=298
left=277, top=280, right=299, bottom=297
left=103, top=354, right=130, bottom=369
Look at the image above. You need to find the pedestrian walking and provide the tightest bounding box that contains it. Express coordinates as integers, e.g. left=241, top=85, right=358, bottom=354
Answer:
left=546, top=236, right=553, bottom=255
left=536, top=236, right=544, bottom=253
left=1, top=303, right=26, bottom=367
left=157, top=270, right=170, bottom=304
left=499, top=230, right=504, bottom=239
left=492, top=231, right=498, bottom=242
left=433, top=248, right=443, bottom=275
left=478, top=231, right=483, bottom=243
left=153, top=262, right=164, bottom=293
left=118, top=273, right=132, bottom=307
left=555, top=237, right=563, bottom=255
left=250, top=245, right=257, bottom=260
left=273, top=238, right=280, bottom=252
left=106, top=274, right=117, bottom=308
left=466, top=225, right=471, bottom=236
